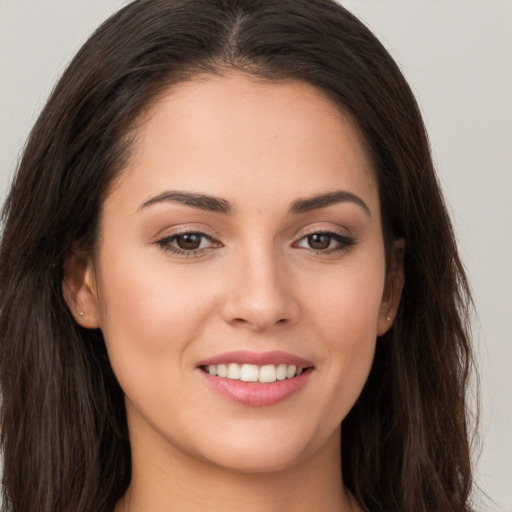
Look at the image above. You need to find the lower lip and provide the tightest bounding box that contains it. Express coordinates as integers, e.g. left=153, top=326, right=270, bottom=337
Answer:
left=198, top=369, right=312, bottom=406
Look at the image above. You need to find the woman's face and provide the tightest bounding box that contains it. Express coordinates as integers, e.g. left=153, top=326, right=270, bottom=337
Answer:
left=70, top=73, right=401, bottom=473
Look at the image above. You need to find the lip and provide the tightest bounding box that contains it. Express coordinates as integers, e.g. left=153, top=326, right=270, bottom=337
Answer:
left=196, top=350, right=313, bottom=367
left=198, top=368, right=312, bottom=406
left=196, top=351, right=314, bottom=407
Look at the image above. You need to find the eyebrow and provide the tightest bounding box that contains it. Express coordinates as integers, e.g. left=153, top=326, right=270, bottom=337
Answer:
left=139, top=189, right=370, bottom=216
left=140, top=190, right=232, bottom=214
left=289, top=190, right=371, bottom=216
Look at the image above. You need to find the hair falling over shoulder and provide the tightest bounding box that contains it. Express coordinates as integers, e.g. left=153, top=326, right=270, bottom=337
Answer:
left=0, top=1, right=477, bottom=511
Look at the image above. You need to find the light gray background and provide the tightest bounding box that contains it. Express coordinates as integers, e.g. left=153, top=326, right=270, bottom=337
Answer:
left=0, top=1, right=511, bottom=510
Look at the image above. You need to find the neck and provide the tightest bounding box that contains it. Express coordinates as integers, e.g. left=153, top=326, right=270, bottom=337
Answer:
left=115, top=422, right=358, bottom=512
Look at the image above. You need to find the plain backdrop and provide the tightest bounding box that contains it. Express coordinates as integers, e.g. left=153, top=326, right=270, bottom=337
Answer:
left=0, top=1, right=511, bottom=510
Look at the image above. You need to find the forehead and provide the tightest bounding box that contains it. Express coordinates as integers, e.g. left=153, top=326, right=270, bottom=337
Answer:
left=112, top=73, right=378, bottom=214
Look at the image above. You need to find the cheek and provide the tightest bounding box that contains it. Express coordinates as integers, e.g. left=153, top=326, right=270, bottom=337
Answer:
left=93, top=248, right=216, bottom=389
left=301, top=255, right=385, bottom=416
left=322, top=292, right=380, bottom=386
left=307, top=253, right=385, bottom=342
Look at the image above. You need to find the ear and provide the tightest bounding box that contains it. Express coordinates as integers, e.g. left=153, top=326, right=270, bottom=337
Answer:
left=377, top=239, right=405, bottom=336
left=62, top=251, right=101, bottom=329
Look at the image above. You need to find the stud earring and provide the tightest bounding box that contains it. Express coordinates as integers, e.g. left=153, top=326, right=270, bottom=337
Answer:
left=79, top=311, right=84, bottom=317
left=387, top=316, right=391, bottom=322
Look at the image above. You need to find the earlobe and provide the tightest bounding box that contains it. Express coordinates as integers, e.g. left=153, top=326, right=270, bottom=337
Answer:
left=377, top=239, right=405, bottom=336
left=62, top=251, right=101, bottom=329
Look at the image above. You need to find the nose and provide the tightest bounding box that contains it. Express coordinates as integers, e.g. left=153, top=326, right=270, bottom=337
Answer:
left=221, top=248, right=300, bottom=331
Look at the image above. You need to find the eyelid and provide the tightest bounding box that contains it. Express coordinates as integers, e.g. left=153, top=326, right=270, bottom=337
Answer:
left=292, top=226, right=357, bottom=253
left=154, top=227, right=223, bottom=257
left=293, top=224, right=350, bottom=241
left=152, top=222, right=218, bottom=238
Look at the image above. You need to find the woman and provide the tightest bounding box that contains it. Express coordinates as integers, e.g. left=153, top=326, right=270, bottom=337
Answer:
left=0, top=0, right=476, bottom=511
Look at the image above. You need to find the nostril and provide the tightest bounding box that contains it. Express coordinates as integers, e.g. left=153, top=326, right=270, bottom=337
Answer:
left=221, top=286, right=300, bottom=330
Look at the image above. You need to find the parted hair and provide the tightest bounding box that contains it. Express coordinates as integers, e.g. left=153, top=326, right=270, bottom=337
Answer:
left=0, top=1, right=476, bottom=511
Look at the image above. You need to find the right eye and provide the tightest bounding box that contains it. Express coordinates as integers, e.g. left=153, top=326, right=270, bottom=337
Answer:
left=156, top=231, right=222, bottom=256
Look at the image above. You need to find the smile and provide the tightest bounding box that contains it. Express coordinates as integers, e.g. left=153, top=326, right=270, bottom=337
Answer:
left=197, top=351, right=314, bottom=406
left=202, top=363, right=305, bottom=383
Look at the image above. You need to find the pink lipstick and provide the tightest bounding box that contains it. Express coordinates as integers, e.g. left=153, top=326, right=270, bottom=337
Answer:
left=197, top=351, right=314, bottom=406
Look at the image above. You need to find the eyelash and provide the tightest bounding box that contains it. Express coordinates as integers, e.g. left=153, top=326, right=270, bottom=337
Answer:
left=155, top=229, right=356, bottom=257
left=155, top=231, right=222, bottom=257
left=292, top=229, right=356, bottom=254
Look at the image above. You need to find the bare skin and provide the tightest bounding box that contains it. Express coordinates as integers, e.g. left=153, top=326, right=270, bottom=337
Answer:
left=116, top=424, right=358, bottom=512
left=65, top=73, right=402, bottom=512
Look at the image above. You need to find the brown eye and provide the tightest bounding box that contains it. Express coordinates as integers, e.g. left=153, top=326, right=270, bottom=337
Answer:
left=175, top=233, right=203, bottom=250
left=293, top=231, right=356, bottom=253
left=156, top=231, right=222, bottom=256
left=307, top=233, right=332, bottom=250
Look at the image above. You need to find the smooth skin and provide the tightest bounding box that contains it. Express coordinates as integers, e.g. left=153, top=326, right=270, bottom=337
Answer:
left=64, top=73, right=404, bottom=512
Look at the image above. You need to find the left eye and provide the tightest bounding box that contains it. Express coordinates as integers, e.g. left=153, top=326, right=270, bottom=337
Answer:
left=294, top=232, right=353, bottom=251
left=173, top=233, right=208, bottom=250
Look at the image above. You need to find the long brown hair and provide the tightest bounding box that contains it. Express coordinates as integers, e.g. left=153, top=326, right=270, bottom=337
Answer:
left=0, top=1, right=476, bottom=510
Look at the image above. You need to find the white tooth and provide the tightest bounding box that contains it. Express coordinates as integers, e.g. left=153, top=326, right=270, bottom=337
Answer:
left=208, top=365, right=218, bottom=376
left=240, top=364, right=259, bottom=382
left=276, top=364, right=287, bottom=381
left=295, top=367, right=303, bottom=376
left=259, top=364, right=277, bottom=383
left=286, top=365, right=297, bottom=379
left=227, top=363, right=241, bottom=379
left=217, top=364, right=227, bottom=378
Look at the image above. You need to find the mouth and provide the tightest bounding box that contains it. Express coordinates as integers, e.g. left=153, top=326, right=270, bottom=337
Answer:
left=197, top=351, right=314, bottom=406
left=200, top=363, right=309, bottom=383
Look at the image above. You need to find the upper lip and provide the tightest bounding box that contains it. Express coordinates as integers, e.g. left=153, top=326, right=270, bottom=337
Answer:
left=197, top=350, right=314, bottom=368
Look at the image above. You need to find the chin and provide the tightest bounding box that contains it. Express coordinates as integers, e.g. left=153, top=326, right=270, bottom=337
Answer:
left=203, top=444, right=309, bottom=474
left=190, top=421, right=339, bottom=474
